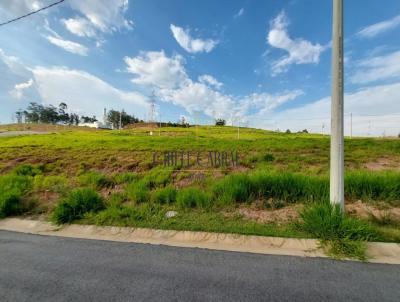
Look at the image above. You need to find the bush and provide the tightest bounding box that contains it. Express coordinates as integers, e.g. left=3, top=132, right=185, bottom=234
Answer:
left=126, top=181, right=150, bottom=203
left=78, top=171, right=113, bottom=189
left=151, top=186, right=177, bottom=204
left=298, top=201, right=380, bottom=259
left=52, top=188, right=104, bottom=224
left=177, top=187, right=211, bottom=209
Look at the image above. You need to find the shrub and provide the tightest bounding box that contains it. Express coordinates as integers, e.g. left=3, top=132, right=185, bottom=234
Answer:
left=262, top=153, right=275, bottom=162
left=12, top=164, right=43, bottom=176
left=177, top=187, right=211, bottom=209
left=298, top=201, right=380, bottom=259
left=78, top=171, right=113, bottom=189
left=126, top=181, right=150, bottom=203
left=52, top=188, right=104, bottom=224
left=151, top=186, right=177, bottom=204
left=106, top=192, right=127, bottom=208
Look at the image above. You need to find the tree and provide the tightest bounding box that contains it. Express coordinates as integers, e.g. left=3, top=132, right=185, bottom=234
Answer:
left=215, top=118, right=226, bottom=126
left=58, top=102, right=69, bottom=124
left=15, top=109, right=24, bottom=123
left=81, top=115, right=97, bottom=123
left=285, top=129, right=291, bottom=134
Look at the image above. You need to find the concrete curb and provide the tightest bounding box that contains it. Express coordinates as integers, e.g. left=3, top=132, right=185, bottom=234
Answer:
left=1, top=218, right=399, bottom=264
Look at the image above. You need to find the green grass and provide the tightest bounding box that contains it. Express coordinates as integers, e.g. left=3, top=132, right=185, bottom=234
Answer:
left=151, top=186, right=177, bottom=204
left=126, top=180, right=150, bottom=203
left=0, top=174, right=32, bottom=217
left=83, top=204, right=306, bottom=238
left=176, top=187, right=211, bottom=209
left=298, top=201, right=380, bottom=260
left=51, top=188, right=104, bottom=224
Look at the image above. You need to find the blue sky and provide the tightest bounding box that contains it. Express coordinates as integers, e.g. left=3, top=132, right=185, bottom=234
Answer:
left=0, top=0, right=400, bottom=136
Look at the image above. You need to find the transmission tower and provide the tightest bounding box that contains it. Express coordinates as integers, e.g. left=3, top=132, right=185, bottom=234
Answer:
left=148, top=92, right=156, bottom=123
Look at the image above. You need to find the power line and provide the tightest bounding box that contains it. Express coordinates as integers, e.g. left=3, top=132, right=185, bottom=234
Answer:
left=0, top=0, right=65, bottom=27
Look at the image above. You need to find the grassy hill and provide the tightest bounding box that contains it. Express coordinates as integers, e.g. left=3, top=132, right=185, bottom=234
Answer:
left=1, top=123, right=399, bottom=258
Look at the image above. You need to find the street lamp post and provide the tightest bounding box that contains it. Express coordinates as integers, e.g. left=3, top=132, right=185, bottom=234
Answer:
left=330, top=0, right=345, bottom=210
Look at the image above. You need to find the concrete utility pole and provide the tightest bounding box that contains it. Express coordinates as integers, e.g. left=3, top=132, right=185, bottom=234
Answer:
left=330, top=0, right=344, bottom=210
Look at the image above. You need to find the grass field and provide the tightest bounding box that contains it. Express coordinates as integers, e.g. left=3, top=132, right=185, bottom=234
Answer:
left=1, top=123, right=399, bottom=259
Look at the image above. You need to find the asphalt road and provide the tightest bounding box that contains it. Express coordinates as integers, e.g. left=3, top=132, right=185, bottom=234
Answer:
left=0, top=231, right=399, bottom=302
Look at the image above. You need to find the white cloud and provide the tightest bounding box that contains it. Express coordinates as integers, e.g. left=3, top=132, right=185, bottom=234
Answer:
left=0, top=1, right=46, bottom=17
left=9, top=78, right=34, bottom=99
left=234, top=8, right=244, bottom=18
left=170, top=24, right=218, bottom=54
left=256, top=82, right=400, bottom=136
left=32, top=67, right=148, bottom=117
left=357, top=15, right=400, bottom=38
left=46, top=36, right=88, bottom=56
left=124, top=51, right=188, bottom=89
left=267, top=11, right=325, bottom=75
left=350, top=50, right=400, bottom=84
left=124, top=50, right=302, bottom=120
left=198, top=74, right=223, bottom=90
left=61, top=17, right=97, bottom=38
left=64, top=0, right=133, bottom=37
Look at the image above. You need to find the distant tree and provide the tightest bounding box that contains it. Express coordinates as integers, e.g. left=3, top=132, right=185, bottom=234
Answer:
left=24, top=102, right=42, bottom=123
left=15, top=109, right=24, bottom=123
left=107, top=109, right=139, bottom=129
left=398, top=133, right=400, bottom=138
left=302, top=129, right=309, bottom=133
left=215, top=118, right=226, bottom=126
left=285, top=129, right=291, bottom=134
left=81, top=115, right=98, bottom=123
left=58, top=102, right=69, bottom=124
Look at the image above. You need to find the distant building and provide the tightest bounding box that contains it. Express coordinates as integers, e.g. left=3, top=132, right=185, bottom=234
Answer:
left=78, top=108, right=112, bottom=129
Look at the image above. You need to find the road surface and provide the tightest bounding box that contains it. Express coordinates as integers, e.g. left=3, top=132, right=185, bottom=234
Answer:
left=0, top=230, right=399, bottom=301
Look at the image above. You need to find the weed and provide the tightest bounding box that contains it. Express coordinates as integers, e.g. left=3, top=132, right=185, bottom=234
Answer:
left=113, top=172, right=139, bottom=184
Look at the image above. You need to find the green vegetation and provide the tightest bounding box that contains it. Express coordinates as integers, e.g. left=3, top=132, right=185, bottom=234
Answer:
left=51, top=188, right=104, bottom=224
left=298, top=202, right=380, bottom=260
left=176, top=187, right=211, bottom=209
left=0, top=125, right=399, bottom=260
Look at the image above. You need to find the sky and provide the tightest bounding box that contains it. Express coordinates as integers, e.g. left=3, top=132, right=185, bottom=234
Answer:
left=0, top=0, right=400, bottom=136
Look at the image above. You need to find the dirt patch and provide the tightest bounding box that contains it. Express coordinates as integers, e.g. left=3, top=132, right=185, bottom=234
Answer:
left=346, top=200, right=400, bottom=222
left=231, top=204, right=303, bottom=225
left=364, top=158, right=400, bottom=171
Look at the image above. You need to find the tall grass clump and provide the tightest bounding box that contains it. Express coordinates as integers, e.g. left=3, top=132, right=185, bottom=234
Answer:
left=298, top=201, right=380, bottom=260
left=78, top=171, right=113, bottom=189
left=142, top=167, right=173, bottom=188
left=113, top=172, right=139, bottom=185
left=12, top=164, right=43, bottom=176
left=345, top=171, right=400, bottom=204
left=151, top=186, right=177, bottom=204
left=51, top=188, right=104, bottom=224
left=33, top=175, right=69, bottom=193
left=177, top=187, right=211, bottom=209
left=0, top=174, right=32, bottom=218
left=126, top=180, right=150, bottom=203
left=212, top=174, right=255, bottom=205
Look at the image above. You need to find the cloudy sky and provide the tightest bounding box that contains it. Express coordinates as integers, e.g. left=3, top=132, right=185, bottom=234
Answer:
left=0, top=0, right=400, bottom=136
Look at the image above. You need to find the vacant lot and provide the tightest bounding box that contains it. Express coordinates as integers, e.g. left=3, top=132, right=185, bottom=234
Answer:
left=1, top=123, right=399, bottom=259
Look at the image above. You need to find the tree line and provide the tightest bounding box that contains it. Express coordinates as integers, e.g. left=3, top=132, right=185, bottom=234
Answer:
left=15, top=102, right=143, bottom=128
